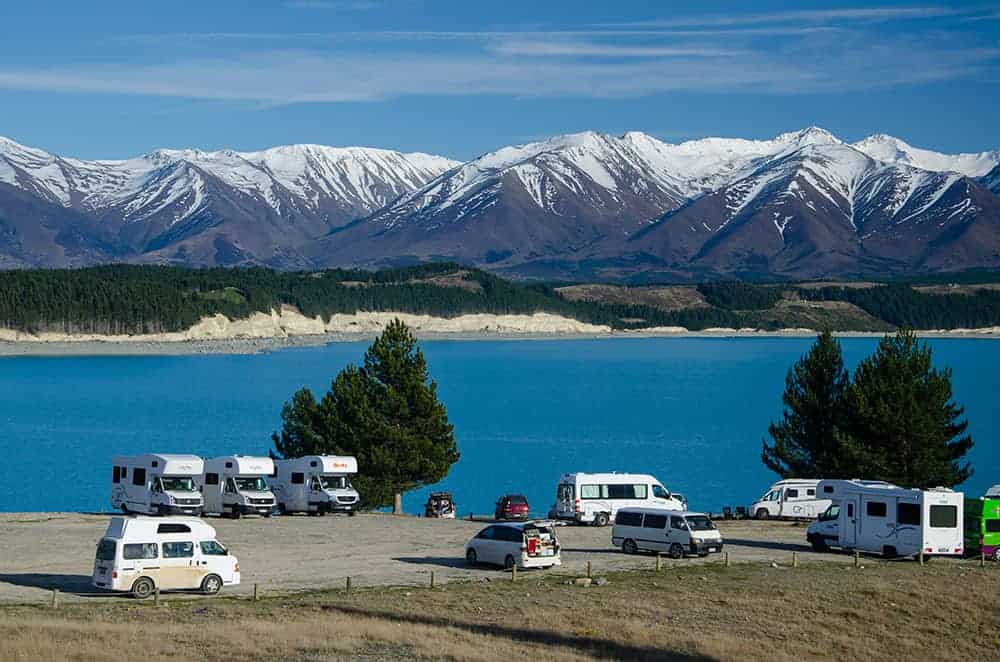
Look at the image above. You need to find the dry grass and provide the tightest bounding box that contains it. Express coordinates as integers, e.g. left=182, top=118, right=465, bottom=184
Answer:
left=2, top=561, right=999, bottom=661
left=556, top=285, right=708, bottom=312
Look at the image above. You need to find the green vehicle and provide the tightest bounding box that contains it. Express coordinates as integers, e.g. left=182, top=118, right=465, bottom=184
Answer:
left=964, top=498, right=1000, bottom=561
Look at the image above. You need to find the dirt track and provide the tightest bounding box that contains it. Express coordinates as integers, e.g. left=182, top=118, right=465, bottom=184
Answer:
left=0, top=512, right=917, bottom=603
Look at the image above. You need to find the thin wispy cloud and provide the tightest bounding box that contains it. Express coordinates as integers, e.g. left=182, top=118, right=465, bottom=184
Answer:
left=490, top=42, right=744, bottom=58
left=606, top=5, right=975, bottom=29
left=284, top=0, right=381, bottom=10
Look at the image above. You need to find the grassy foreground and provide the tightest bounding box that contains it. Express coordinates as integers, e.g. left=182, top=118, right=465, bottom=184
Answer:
left=1, top=561, right=998, bottom=661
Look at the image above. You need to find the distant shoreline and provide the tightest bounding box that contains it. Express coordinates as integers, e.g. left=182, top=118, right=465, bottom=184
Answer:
left=1, top=311, right=998, bottom=357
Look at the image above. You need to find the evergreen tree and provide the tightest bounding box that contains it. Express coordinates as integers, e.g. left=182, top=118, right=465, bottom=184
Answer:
left=271, top=319, right=459, bottom=512
left=840, top=328, right=973, bottom=487
left=762, top=330, right=850, bottom=478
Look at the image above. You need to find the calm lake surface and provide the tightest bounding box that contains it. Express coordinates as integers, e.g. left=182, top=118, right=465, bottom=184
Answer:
left=1, top=337, right=997, bottom=515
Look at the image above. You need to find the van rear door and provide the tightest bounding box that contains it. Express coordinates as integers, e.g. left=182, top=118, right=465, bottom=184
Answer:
left=556, top=483, right=575, bottom=516
left=924, top=498, right=962, bottom=555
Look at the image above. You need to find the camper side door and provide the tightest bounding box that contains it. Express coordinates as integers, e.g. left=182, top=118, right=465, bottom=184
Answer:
left=841, top=497, right=859, bottom=547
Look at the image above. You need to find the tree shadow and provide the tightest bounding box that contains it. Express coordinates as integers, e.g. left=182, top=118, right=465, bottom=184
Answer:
left=323, top=603, right=717, bottom=661
left=0, top=573, right=111, bottom=598
left=723, top=539, right=810, bottom=552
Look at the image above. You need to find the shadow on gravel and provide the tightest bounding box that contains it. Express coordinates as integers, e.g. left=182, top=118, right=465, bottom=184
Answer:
left=322, top=604, right=718, bottom=662
left=723, top=539, right=811, bottom=552
left=0, top=573, right=108, bottom=598
left=392, top=556, right=470, bottom=569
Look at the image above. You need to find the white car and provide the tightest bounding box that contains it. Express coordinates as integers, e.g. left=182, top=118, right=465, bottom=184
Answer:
left=612, top=508, right=724, bottom=558
left=465, top=521, right=562, bottom=570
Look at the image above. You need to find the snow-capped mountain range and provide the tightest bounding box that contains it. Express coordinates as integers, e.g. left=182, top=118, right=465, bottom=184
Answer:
left=1, top=128, right=998, bottom=280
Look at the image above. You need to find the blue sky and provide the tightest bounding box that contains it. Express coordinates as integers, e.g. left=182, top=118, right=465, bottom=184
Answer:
left=0, top=1, right=998, bottom=159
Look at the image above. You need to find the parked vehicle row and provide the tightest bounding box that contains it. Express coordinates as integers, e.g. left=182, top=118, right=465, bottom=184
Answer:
left=110, top=453, right=360, bottom=518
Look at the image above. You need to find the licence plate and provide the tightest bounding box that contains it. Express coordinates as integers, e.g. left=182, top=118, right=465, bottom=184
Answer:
left=98, top=567, right=106, bottom=575
left=542, top=549, right=554, bottom=556
left=938, top=547, right=949, bottom=553
left=708, top=547, right=717, bottom=553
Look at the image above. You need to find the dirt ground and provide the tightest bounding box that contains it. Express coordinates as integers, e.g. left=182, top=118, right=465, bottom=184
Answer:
left=0, top=512, right=959, bottom=604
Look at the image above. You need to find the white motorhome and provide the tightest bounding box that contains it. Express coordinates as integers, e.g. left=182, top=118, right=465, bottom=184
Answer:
left=272, top=455, right=360, bottom=515
left=750, top=479, right=832, bottom=520
left=612, top=508, right=724, bottom=558
left=92, top=516, right=240, bottom=598
left=111, top=454, right=204, bottom=516
left=200, top=456, right=277, bottom=518
left=553, top=473, right=684, bottom=526
left=806, top=479, right=964, bottom=558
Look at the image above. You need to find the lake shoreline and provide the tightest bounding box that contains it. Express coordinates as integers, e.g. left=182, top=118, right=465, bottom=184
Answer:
left=2, top=326, right=1000, bottom=356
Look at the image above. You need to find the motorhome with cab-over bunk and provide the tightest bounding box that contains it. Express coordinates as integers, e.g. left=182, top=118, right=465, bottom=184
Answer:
left=200, top=456, right=276, bottom=518
left=111, top=454, right=204, bottom=516
left=272, top=456, right=360, bottom=515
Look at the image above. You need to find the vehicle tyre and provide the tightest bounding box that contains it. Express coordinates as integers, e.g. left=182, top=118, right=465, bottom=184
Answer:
left=755, top=509, right=770, bottom=521
left=698, top=553, right=709, bottom=558
left=668, top=543, right=684, bottom=559
left=307, top=510, right=318, bottom=517
left=883, top=546, right=898, bottom=559
left=466, top=548, right=478, bottom=566
left=230, top=508, right=241, bottom=520
left=120, top=504, right=129, bottom=514
left=131, top=577, right=155, bottom=600
left=201, top=574, right=223, bottom=595
left=348, top=511, right=356, bottom=517
left=594, top=512, right=610, bottom=527
left=622, top=539, right=638, bottom=555
left=503, top=555, right=516, bottom=570
left=810, top=538, right=828, bottom=552
left=263, top=511, right=272, bottom=518
left=277, top=503, right=287, bottom=515
left=994, top=548, right=1000, bottom=563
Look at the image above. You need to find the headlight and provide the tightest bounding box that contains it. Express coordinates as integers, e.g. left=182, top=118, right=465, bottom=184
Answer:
left=693, top=537, right=704, bottom=544
left=168, top=494, right=175, bottom=504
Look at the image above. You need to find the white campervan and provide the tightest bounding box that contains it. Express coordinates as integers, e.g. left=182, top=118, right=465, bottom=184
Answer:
left=612, top=508, right=724, bottom=558
left=92, top=516, right=240, bottom=598
left=272, top=455, right=360, bottom=515
left=201, top=456, right=277, bottom=518
left=806, top=479, right=964, bottom=558
left=111, top=454, right=204, bottom=516
left=751, top=479, right=831, bottom=520
left=553, top=473, right=684, bottom=526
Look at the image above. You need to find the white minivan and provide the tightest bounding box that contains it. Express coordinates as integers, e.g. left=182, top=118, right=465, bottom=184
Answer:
left=612, top=508, right=724, bottom=558
left=465, top=521, right=561, bottom=570
left=553, top=473, right=684, bottom=526
left=750, top=479, right=831, bottom=520
left=92, top=516, right=240, bottom=598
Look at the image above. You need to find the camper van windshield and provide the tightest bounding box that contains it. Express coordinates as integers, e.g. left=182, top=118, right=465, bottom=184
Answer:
left=685, top=516, right=716, bottom=531
left=160, top=476, right=196, bottom=492
left=235, top=476, right=268, bottom=492
left=318, top=475, right=351, bottom=490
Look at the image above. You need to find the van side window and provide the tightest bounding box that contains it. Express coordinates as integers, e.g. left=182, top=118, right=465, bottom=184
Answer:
left=580, top=485, right=600, bottom=499
left=986, top=520, right=1000, bottom=533
left=200, top=541, right=228, bottom=556
left=113, top=466, right=121, bottom=484
left=786, top=489, right=799, bottom=499
left=866, top=501, right=887, bottom=517
left=897, top=503, right=920, bottom=525
left=615, top=511, right=643, bottom=526
left=643, top=514, right=667, bottom=529
left=132, top=468, right=146, bottom=487
left=162, top=542, right=194, bottom=558
left=121, top=467, right=127, bottom=479
left=291, top=473, right=304, bottom=485
left=651, top=485, right=670, bottom=499
left=157, top=523, right=192, bottom=534
left=476, top=526, right=495, bottom=540
left=823, top=485, right=833, bottom=494
left=607, top=484, right=635, bottom=499
left=205, top=473, right=219, bottom=486
left=847, top=503, right=854, bottom=517
left=807, top=489, right=815, bottom=496
left=633, top=485, right=648, bottom=499
left=123, top=543, right=158, bottom=560
left=670, top=516, right=686, bottom=529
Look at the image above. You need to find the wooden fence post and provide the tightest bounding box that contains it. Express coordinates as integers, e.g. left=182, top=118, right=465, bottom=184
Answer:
left=854, top=550, right=860, bottom=568
left=792, top=552, right=799, bottom=568
left=511, top=564, right=517, bottom=582
left=587, top=560, right=593, bottom=578
left=252, top=583, right=259, bottom=602
left=724, top=551, right=730, bottom=567
left=655, top=554, right=662, bottom=572
left=981, top=551, right=986, bottom=569
left=50, top=589, right=59, bottom=608
left=430, top=571, right=436, bottom=589
left=154, top=586, right=160, bottom=605
left=918, top=550, right=924, bottom=566
left=346, top=576, right=352, bottom=595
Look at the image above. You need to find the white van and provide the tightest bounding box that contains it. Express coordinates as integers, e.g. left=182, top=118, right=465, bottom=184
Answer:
left=92, top=516, right=240, bottom=598
left=465, top=521, right=561, bottom=570
left=553, top=473, right=684, bottom=526
left=111, top=454, right=204, bottom=516
left=750, top=479, right=831, bottom=520
left=806, top=479, right=964, bottom=558
left=612, top=508, right=723, bottom=558
left=272, top=455, right=360, bottom=515
left=201, top=456, right=277, bottom=518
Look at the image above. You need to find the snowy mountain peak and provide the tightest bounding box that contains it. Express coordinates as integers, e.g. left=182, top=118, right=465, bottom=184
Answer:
left=852, top=134, right=1000, bottom=178
left=773, top=126, right=842, bottom=147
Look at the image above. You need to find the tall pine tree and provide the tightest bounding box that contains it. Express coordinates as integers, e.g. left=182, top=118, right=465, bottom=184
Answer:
left=762, top=330, right=851, bottom=478
left=272, top=319, right=459, bottom=512
left=840, top=328, right=973, bottom=487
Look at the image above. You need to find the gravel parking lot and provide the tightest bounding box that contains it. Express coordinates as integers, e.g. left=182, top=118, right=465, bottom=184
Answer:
left=0, top=512, right=899, bottom=603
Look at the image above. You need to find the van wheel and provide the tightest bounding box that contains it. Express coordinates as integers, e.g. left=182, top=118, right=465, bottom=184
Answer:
left=994, top=549, right=1000, bottom=563
left=755, top=509, right=770, bottom=520
left=594, top=512, right=610, bottom=527
left=277, top=504, right=287, bottom=515
left=668, top=543, right=685, bottom=559
left=230, top=509, right=241, bottom=520
left=131, top=577, right=155, bottom=600
left=622, top=539, right=638, bottom=555
left=503, top=555, right=516, bottom=570
left=883, top=546, right=898, bottom=559
left=466, top=548, right=477, bottom=566
left=810, top=537, right=828, bottom=552
left=348, top=511, right=356, bottom=517
left=201, top=574, right=223, bottom=595
left=120, top=504, right=129, bottom=514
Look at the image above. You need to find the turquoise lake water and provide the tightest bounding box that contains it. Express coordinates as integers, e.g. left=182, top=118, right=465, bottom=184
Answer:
left=0, top=337, right=997, bottom=514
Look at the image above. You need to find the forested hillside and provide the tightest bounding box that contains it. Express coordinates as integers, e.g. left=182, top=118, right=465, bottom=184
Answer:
left=1, top=264, right=1000, bottom=335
